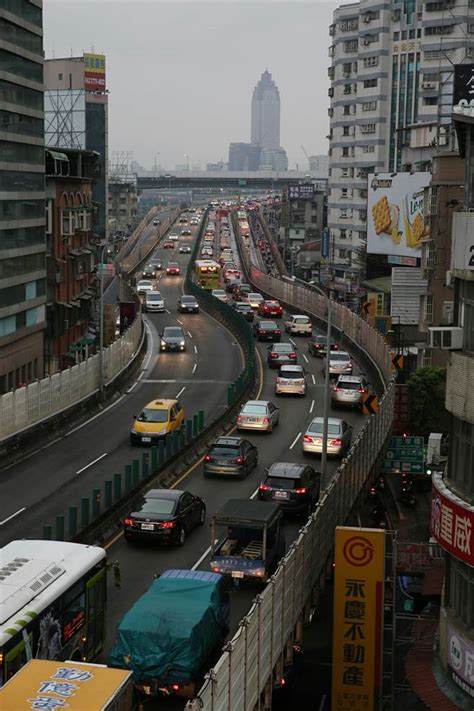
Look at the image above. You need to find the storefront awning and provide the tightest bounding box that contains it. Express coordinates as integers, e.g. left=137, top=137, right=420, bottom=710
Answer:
left=46, top=149, right=69, bottom=162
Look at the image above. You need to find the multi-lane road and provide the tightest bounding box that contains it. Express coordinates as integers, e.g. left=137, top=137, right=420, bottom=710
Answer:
left=1, top=207, right=370, bottom=708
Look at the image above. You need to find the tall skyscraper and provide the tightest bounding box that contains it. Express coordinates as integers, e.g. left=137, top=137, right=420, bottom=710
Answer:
left=251, top=70, right=281, bottom=151
left=0, top=0, right=47, bottom=392
left=327, top=0, right=474, bottom=278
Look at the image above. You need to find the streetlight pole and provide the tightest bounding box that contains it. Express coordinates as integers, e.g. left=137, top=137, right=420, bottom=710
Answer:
left=98, top=242, right=107, bottom=401
left=321, top=293, right=332, bottom=485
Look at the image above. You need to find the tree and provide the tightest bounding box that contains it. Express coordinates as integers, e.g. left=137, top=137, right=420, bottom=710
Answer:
left=406, top=366, right=450, bottom=440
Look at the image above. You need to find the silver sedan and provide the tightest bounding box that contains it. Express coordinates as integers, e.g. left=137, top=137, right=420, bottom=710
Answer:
left=323, top=351, right=353, bottom=377
left=302, top=417, right=352, bottom=457
left=237, top=400, right=280, bottom=433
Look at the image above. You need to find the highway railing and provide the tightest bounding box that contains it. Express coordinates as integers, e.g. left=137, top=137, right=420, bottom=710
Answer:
left=0, top=315, right=143, bottom=446
left=186, top=224, right=395, bottom=711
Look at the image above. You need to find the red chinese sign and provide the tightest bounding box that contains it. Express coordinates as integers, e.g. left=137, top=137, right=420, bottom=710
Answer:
left=393, top=384, right=410, bottom=433
left=431, top=474, right=473, bottom=567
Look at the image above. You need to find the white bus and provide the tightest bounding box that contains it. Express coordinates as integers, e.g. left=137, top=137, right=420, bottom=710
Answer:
left=0, top=540, right=106, bottom=686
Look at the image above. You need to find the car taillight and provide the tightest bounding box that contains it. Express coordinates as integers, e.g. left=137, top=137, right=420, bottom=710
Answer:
left=358, top=387, right=365, bottom=393
left=289, top=353, right=297, bottom=359
left=237, top=416, right=243, bottom=422
left=270, top=353, right=278, bottom=358
left=171, top=684, right=180, bottom=692
left=335, top=387, right=342, bottom=392
left=204, top=454, right=212, bottom=462
left=303, top=435, right=313, bottom=443
left=263, top=417, right=269, bottom=424
left=259, top=484, right=269, bottom=491
left=346, top=362, right=352, bottom=369
left=124, top=518, right=134, bottom=526
left=160, top=521, right=175, bottom=529
left=294, top=488, right=307, bottom=495
left=330, top=439, right=342, bottom=446
left=235, top=456, right=246, bottom=465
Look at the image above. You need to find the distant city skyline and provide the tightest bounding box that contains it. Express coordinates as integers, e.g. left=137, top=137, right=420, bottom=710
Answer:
left=251, top=70, right=280, bottom=151
left=43, top=1, right=339, bottom=170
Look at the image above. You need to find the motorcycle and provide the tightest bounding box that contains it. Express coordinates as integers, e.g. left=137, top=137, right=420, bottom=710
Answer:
left=399, top=484, right=416, bottom=508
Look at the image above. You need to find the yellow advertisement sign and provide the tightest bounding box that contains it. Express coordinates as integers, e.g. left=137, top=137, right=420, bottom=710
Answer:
left=83, top=53, right=106, bottom=91
left=332, top=527, right=386, bottom=711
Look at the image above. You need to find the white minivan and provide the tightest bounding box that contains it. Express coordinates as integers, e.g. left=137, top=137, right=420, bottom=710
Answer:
left=284, top=314, right=312, bottom=336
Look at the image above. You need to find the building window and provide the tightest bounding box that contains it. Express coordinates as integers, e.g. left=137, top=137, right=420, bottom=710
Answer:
left=58, top=72, right=63, bottom=80
left=363, top=78, right=378, bottom=88
left=426, top=0, right=455, bottom=9
left=343, top=84, right=352, bottom=94
left=344, top=40, right=358, bottom=52
left=0, top=171, right=44, bottom=192
left=343, top=105, right=351, bottom=115
left=343, top=126, right=351, bottom=136
left=0, top=140, right=44, bottom=164
left=448, top=418, right=474, bottom=497
left=342, top=147, right=350, bottom=157
left=362, top=145, right=375, bottom=153
left=446, top=557, right=474, bottom=629
left=342, top=62, right=352, bottom=75
left=425, top=25, right=454, bottom=35
left=339, top=249, right=347, bottom=258
left=340, top=229, right=347, bottom=239
left=423, top=96, right=438, bottom=105
left=421, top=349, right=432, bottom=367
left=363, top=56, right=379, bottom=68
left=340, top=19, right=359, bottom=31
left=0, top=79, right=43, bottom=111
left=360, top=123, right=376, bottom=134
left=0, top=315, right=16, bottom=337
left=362, top=101, right=377, bottom=111
left=424, top=49, right=454, bottom=60
left=0, top=110, right=44, bottom=138
left=393, top=31, right=400, bottom=41
left=0, top=49, right=43, bottom=83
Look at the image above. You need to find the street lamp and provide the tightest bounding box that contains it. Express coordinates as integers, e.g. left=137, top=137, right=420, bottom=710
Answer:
left=98, top=236, right=121, bottom=400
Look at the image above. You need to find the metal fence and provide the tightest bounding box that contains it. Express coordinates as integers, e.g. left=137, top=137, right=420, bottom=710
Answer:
left=186, top=250, right=395, bottom=710
left=0, top=316, right=142, bottom=442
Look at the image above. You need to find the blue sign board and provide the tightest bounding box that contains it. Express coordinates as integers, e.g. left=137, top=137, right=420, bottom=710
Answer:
left=321, top=228, right=330, bottom=259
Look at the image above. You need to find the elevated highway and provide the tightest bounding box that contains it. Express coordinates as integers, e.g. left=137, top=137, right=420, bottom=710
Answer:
left=137, top=171, right=322, bottom=190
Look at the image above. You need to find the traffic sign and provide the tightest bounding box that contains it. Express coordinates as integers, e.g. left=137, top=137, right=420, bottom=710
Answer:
left=390, top=436, right=423, bottom=448
left=390, top=352, right=404, bottom=371
left=385, top=449, right=424, bottom=462
left=362, top=393, right=379, bottom=415
left=382, top=460, right=424, bottom=474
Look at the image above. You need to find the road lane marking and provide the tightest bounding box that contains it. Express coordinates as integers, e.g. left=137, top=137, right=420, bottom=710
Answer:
left=76, top=452, right=108, bottom=474
left=289, top=432, right=302, bottom=450
left=302, top=354, right=309, bottom=364
left=309, top=399, right=315, bottom=414
left=0, top=507, right=26, bottom=526
left=165, top=308, right=170, bottom=314
left=194, top=345, right=198, bottom=354
left=175, top=386, right=186, bottom=398
left=177, top=319, right=183, bottom=325
left=191, top=486, right=260, bottom=570
left=187, top=331, right=193, bottom=338
left=311, top=374, right=316, bottom=385
left=289, top=338, right=296, bottom=346
left=192, top=363, right=197, bottom=374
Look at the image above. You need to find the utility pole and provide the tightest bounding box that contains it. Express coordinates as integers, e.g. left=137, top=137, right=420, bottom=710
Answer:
left=321, top=293, right=332, bottom=485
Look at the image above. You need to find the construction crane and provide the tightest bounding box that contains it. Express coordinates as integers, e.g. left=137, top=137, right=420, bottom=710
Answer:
left=301, top=146, right=310, bottom=161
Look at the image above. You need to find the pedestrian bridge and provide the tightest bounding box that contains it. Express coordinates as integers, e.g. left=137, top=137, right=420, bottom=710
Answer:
left=137, top=171, right=323, bottom=190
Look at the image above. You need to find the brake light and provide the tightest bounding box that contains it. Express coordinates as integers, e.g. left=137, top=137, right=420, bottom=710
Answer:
left=263, top=417, right=269, bottom=424
left=212, top=566, right=222, bottom=573
left=335, top=387, right=342, bottom=392
left=237, top=416, right=243, bottom=423
left=347, top=362, right=352, bottom=369
left=294, top=488, right=307, bottom=495
left=171, top=684, right=180, bottom=691
left=124, top=518, right=134, bottom=526
left=270, top=353, right=278, bottom=358
left=303, top=435, right=313, bottom=443
left=358, top=387, right=365, bottom=393
left=330, top=439, right=342, bottom=446
left=235, top=456, right=246, bottom=465
left=204, top=454, right=212, bottom=462
left=160, top=521, right=175, bottom=529
left=259, top=484, right=269, bottom=491
left=289, top=353, right=297, bottom=359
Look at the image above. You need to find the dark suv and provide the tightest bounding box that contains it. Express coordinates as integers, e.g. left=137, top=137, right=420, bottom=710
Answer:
left=257, top=463, right=320, bottom=516
left=204, top=437, right=258, bottom=479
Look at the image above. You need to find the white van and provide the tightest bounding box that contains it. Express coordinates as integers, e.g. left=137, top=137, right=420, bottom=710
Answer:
left=284, top=314, right=312, bottom=336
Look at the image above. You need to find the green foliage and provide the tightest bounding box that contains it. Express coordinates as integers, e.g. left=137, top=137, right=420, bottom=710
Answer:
left=406, top=366, right=449, bottom=440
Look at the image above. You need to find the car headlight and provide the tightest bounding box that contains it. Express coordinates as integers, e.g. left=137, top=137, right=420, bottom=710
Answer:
left=161, top=340, right=166, bottom=347
left=180, top=340, right=185, bottom=346
left=131, top=428, right=137, bottom=434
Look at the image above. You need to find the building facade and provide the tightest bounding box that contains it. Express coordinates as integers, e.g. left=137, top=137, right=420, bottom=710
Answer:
left=44, top=54, right=108, bottom=240
left=309, top=154, right=329, bottom=179
left=251, top=70, right=280, bottom=150
left=108, top=177, right=138, bottom=239
left=327, top=0, right=474, bottom=277
left=427, top=107, right=474, bottom=707
left=45, top=148, right=97, bottom=373
left=228, top=142, right=261, bottom=171
left=0, top=0, right=46, bottom=392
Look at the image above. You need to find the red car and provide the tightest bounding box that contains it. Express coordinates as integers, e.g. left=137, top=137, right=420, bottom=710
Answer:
left=163, top=240, right=174, bottom=249
left=258, top=300, right=283, bottom=318
left=166, top=262, right=180, bottom=275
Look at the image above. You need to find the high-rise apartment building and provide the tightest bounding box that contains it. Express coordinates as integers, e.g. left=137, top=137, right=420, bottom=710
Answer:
left=251, top=70, right=280, bottom=150
left=0, top=0, right=46, bottom=392
left=327, top=0, right=474, bottom=277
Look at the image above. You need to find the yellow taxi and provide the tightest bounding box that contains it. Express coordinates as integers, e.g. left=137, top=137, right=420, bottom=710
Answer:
left=130, top=399, right=184, bottom=445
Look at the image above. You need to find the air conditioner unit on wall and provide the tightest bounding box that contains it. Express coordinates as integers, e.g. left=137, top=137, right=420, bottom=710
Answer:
left=428, top=326, right=463, bottom=349
left=422, top=82, right=436, bottom=89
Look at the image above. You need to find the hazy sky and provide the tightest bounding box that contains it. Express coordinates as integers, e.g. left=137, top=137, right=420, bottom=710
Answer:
left=44, top=1, right=342, bottom=170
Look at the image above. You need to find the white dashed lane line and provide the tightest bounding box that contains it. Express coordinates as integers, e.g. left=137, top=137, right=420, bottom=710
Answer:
left=175, top=386, right=186, bottom=398
left=194, top=345, right=198, bottom=354
left=311, top=374, right=316, bottom=385
left=192, top=363, right=197, bottom=375
left=309, top=400, right=315, bottom=414
left=289, top=432, right=302, bottom=450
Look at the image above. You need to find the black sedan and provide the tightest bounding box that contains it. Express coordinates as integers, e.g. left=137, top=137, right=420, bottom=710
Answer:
left=160, top=326, right=186, bottom=351
left=203, top=436, right=258, bottom=479
left=253, top=320, right=281, bottom=342
left=123, top=489, right=205, bottom=545
left=177, top=295, right=199, bottom=313
left=233, top=301, right=254, bottom=322
left=308, top=334, right=338, bottom=358
left=267, top=342, right=298, bottom=368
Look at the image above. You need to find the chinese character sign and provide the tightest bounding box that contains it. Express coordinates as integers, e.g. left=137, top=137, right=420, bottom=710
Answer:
left=332, top=527, right=386, bottom=711
left=83, top=53, right=106, bottom=92
left=447, top=623, right=474, bottom=698
left=453, top=64, right=474, bottom=108
left=431, top=473, right=473, bottom=567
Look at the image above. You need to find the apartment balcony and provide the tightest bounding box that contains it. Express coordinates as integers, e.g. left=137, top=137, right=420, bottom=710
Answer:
left=446, top=350, right=474, bottom=422
left=451, top=212, right=474, bottom=277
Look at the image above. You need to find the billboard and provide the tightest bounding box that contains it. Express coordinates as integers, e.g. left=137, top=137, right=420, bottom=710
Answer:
left=453, top=63, right=474, bottom=109
left=367, top=172, right=431, bottom=257
left=288, top=183, right=315, bottom=200
left=83, top=53, right=106, bottom=92
left=431, top=472, right=474, bottom=567
left=332, top=526, right=385, bottom=711
left=447, top=622, right=474, bottom=699
left=45, top=90, right=86, bottom=149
